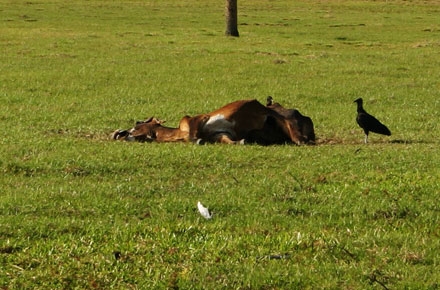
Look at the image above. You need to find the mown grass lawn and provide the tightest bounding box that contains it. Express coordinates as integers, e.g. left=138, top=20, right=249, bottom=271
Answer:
left=1, top=0, right=440, bottom=289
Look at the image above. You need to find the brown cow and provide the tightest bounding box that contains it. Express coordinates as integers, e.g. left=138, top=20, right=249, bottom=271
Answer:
left=112, top=99, right=315, bottom=145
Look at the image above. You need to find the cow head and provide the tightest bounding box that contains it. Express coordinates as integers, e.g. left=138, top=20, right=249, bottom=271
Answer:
left=113, top=116, right=196, bottom=143
left=112, top=117, right=164, bottom=142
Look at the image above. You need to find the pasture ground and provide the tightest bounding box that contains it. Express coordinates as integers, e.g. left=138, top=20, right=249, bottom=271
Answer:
left=1, top=0, right=439, bottom=288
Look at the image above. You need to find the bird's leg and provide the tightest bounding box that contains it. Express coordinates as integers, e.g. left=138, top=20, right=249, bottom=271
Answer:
left=364, top=134, right=368, bottom=144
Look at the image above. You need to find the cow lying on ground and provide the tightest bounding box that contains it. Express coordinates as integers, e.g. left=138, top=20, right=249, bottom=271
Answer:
left=112, top=99, right=315, bottom=145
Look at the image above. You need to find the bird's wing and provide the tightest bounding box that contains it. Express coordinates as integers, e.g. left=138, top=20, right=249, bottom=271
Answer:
left=357, top=113, right=391, bottom=135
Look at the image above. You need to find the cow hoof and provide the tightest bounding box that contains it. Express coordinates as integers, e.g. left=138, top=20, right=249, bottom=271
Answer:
left=196, top=138, right=206, bottom=145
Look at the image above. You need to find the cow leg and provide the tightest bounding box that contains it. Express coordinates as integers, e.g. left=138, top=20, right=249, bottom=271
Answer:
left=267, top=116, right=306, bottom=145
left=283, top=120, right=305, bottom=145
left=214, top=133, right=244, bottom=144
left=260, top=117, right=304, bottom=145
left=218, top=135, right=245, bottom=144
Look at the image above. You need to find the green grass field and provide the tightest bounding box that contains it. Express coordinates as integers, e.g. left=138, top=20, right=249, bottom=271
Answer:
left=1, top=0, right=440, bottom=288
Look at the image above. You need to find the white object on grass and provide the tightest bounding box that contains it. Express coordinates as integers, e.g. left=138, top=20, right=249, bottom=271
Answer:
left=197, top=201, right=212, bottom=219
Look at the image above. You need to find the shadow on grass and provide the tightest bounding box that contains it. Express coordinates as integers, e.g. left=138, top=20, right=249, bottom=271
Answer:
left=389, top=139, right=435, bottom=145
left=316, top=138, right=437, bottom=146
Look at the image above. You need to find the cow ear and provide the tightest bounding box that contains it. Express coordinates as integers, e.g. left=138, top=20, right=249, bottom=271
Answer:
left=154, top=118, right=166, bottom=124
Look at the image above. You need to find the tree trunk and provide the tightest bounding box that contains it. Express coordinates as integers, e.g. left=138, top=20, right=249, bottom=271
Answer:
left=225, top=0, right=239, bottom=37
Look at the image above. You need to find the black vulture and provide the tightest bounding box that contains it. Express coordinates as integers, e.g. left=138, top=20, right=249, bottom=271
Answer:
left=354, top=98, right=391, bottom=143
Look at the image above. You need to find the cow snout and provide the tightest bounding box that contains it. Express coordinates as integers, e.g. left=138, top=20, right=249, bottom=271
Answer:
left=112, top=129, right=135, bottom=141
left=112, top=130, right=125, bottom=140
